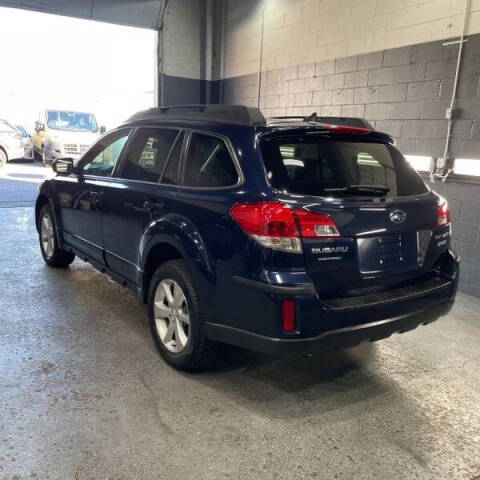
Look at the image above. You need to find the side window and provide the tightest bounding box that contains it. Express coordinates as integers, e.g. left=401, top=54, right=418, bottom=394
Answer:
left=183, top=133, right=238, bottom=188
left=120, top=128, right=178, bottom=183
left=161, top=132, right=184, bottom=185
left=82, top=130, right=130, bottom=176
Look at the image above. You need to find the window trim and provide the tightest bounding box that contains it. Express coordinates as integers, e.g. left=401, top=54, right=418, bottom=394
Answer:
left=158, top=130, right=185, bottom=186
left=178, top=128, right=244, bottom=191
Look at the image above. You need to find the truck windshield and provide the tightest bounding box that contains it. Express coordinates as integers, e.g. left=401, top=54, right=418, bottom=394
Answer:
left=46, top=110, right=98, bottom=133
left=260, top=137, right=428, bottom=198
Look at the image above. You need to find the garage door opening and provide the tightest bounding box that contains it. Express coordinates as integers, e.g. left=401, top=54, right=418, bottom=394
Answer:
left=0, top=6, right=157, bottom=132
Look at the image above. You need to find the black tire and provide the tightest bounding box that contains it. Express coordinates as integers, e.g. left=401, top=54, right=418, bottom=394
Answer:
left=38, top=203, right=75, bottom=268
left=0, top=148, right=7, bottom=168
left=148, top=260, right=218, bottom=371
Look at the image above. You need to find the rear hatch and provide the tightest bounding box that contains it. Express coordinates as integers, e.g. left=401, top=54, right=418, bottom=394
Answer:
left=260, top=129, right=444, bottom=297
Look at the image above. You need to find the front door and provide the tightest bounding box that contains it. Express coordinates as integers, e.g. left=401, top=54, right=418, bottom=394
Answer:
left=100, top=127, right=183, bottom=284
left=57, top=128, right=131, bottom=265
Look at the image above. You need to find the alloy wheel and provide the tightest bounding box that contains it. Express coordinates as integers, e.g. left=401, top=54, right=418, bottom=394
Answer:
left=41, top=213, right=55, bottom=259
left=153, top=279, right=190, bottom=353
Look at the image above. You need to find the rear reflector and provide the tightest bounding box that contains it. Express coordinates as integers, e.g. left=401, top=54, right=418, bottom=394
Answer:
left=437, top=198, right=451, bottom=227
left=282, top=299, right=296, bottom=332
left=231, top=202, right=341, bottom=253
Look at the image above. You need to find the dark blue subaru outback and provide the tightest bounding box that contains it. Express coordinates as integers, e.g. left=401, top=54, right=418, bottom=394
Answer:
left=36, top=105, right=459, bottom=370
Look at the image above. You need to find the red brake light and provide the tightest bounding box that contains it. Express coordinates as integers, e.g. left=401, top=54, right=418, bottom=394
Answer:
left=437, top=199, right=451, bottom=227
left=230, top=202, right=299, bottom=238
left=282, top=299, right=296, bottom=332
left=231, top=202, right=341, bottom=253
left=294, top=209, right=340, bottom=238
left=324, top=124, right=371, bottom=135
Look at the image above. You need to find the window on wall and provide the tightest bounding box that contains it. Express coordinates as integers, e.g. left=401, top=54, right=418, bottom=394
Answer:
left=453, top=158, right=480, bottom=176
left=404, top=155, right=433, bottom=172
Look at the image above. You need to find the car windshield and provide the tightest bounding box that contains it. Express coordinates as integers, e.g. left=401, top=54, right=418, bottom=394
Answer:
left=260, top=137, right=428, bottom=198
left=15, top=125, right=28, bottom=137
left=46, top=110, right=98, bottom=133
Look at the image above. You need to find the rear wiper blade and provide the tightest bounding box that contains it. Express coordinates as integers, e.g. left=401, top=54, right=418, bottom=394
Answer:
left=324, top=184, right=390, bottom=196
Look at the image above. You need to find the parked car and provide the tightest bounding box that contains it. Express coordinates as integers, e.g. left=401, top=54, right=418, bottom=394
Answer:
left=15, top=124, right=34, bottom=160
left=35, top=105, right=459, bottom=371
left=0, top=119, right=25, bottom=167
left=33, top=109, right=105, bottom=166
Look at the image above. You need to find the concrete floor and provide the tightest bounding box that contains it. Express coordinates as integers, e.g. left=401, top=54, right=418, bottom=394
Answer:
left=1, top=166, right=480, bottom=479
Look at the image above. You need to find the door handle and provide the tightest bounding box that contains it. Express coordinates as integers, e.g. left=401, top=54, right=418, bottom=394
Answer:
left=143, top=200, right=164, bottom=213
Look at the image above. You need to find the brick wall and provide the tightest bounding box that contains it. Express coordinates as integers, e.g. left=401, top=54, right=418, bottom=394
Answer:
left=426, top=178, right=480, bottom=297
left=222, top=0, right=480, bottom=74
left=224, top=34, right=480, bottom=159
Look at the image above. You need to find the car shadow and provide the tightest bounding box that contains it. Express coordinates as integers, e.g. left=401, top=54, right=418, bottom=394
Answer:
left=188, top=342, right=388, bottom=414
left=37, top=257, right=434, bottom=466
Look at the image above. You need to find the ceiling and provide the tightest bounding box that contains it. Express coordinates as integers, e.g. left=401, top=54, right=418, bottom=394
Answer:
left=0, top=0, right=167, bottom=29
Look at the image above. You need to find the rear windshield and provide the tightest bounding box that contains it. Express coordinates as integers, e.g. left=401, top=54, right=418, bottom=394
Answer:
left=260, top=137, right=428, bottom=198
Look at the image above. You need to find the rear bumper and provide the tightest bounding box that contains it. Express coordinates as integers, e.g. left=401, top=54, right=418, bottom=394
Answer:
left=206, top=299, right=454, bottom=355
left=208, top=250, right=459, bottom=355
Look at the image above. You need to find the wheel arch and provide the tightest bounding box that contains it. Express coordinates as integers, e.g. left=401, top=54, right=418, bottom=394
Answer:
left=139, top=215, right=216, bottom=304
left=35, top=187, right=65, bottom=249
left=35, top=193, right=50, bottom=225
left=0, top=145, right=8, bottom=162
left=141, top=241, right=184, bottom=303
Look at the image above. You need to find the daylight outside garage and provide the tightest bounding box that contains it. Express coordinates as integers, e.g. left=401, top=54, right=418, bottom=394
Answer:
left=0, top=1, right=479, bottom=479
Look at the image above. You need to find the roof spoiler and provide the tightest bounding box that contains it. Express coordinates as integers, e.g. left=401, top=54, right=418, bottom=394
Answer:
left=269, top=112, right=373, bottom=129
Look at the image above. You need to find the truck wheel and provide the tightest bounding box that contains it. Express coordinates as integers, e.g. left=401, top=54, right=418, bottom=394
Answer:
left=38, top=204, right=75, bottom=268
left=0, top=148, right=6, bottom=168
left=148, top=260, right=219, bottom=371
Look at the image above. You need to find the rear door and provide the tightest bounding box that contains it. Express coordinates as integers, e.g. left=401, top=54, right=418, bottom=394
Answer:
left=260, top=134, right=442, bottom=295
left=100, top=127, right=183, bottom=283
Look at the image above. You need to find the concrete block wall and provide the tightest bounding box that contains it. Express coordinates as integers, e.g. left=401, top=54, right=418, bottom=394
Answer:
left=237, top=35, right=480, bottom=159
left=426, top=178, right=480, bottom=297
left=223, top=0, right=480, bottom=74
left=160, top=0, right=218, bottom=106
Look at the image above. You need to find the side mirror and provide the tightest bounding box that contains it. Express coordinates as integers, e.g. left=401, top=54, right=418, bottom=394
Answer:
left=99, top=125, right=106, bottom=134
left=52, top=158, right=75, bottom=175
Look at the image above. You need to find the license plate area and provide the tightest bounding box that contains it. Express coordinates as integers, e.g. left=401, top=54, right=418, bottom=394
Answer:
left=357, top=230, right=432, bottom=275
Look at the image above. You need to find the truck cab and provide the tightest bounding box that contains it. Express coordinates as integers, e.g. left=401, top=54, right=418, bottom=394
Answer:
left=33, top=109, right=104, bottom=166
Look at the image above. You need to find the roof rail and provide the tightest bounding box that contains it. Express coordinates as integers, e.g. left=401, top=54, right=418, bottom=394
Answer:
left=268, top=113, right=373, bottom=129
left=127, top=104, right=266, bottom=127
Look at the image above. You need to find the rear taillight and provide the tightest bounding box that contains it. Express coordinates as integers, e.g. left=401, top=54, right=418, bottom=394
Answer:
left=14, top=133, right=22, bottom=141
left=294, top=209, right=340, bottom=238
left=437, top=198, right=451, bottom=227
left=231, top=202, right=341, bottom=253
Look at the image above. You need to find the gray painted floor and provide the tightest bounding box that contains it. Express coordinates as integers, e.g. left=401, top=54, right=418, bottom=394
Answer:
left=1, top=196, right=480, bottom=478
